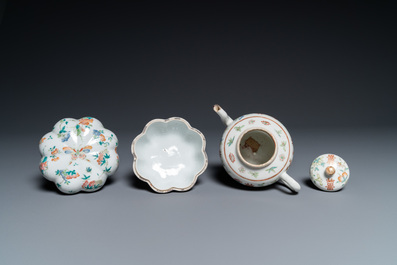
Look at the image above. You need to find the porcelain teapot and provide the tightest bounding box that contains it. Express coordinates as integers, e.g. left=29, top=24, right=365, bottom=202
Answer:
left=214, top=104, right=301, bottom=192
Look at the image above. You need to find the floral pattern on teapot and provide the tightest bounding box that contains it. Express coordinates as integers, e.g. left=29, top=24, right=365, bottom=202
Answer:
left=217, top=111, right=295, bottom=188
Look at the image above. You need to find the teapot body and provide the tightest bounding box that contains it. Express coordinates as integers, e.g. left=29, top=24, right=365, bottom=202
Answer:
left=219, top=113, right=293, bottom=187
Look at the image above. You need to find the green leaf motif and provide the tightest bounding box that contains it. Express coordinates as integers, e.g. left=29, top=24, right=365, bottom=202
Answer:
left=227, top=136, right=235, bottom=147
left=234, top=125, right=245, bottom=132
left=67, top=170, right=76, bottom=175
left=250, top=171, right=259, bottom=178
left=76, top=125, right=82, bottom=136
left=280, top=141, right=287, bottom=151
left=266, top=166, right=277, bottom=173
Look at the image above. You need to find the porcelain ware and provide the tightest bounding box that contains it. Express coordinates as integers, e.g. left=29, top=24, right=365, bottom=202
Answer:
left=132, top=117, right=208, bottom=193
left=310, top=154, right=350, bottom=191
left=39, top=117, right=119, bottom=194
left=214, top=105, right=300, bottom=192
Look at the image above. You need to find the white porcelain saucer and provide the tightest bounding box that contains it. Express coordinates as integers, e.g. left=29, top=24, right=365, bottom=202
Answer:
left=131, top=117, right=208, bottom=193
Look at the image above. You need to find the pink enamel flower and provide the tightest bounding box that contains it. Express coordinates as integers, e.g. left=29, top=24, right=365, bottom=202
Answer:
left=39, top=117, right=119, bottom=194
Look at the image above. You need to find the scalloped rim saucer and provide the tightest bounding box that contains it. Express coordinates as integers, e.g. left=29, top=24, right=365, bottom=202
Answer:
left=131, top=117, right=208, bottom=193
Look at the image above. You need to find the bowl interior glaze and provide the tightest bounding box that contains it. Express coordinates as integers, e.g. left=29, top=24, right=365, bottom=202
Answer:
left=133, top=118, right=207, bottom=192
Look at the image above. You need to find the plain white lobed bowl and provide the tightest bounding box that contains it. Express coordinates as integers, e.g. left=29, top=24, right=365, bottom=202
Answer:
left=131, top=117, right=208, bottom=193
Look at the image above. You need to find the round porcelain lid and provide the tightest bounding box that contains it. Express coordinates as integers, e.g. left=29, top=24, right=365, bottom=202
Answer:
left=310, top=154, right=350, bottom=191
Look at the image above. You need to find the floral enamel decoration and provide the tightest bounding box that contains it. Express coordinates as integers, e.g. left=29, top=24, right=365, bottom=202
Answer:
left=229, top=153, right=236, bottom=163
left=249, top=171, right=259, bottom=178
left=265, top=166, right=277, bottom=173
left=39, top=117, right=119, bottom=194
left=213, top=104, right=301, bottom=192
left=310, top=154, right=350, bottom=192
left=337, top=172, right=348, bottom=185
left=261, top=121, right=270, bottom=125
left=312, top=173, right=323, bottom=187
left=234, top=125, right=245, bottom=132
left=227, top=136, right=235, bottom=147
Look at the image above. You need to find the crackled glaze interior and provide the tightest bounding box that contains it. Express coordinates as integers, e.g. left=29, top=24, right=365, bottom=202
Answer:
left=237, top=128, right=277, bottom=168
left=133, top=118, right=207, bottom=192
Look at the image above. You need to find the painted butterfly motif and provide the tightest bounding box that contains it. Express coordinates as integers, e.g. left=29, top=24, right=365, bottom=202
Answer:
left=63, top=146, right=93, bottom=160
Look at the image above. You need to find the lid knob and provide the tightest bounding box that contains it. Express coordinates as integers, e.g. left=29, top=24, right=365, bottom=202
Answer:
left=325, top=166, right=336, bottom=177
left=310, top=154, right=350, bottom=192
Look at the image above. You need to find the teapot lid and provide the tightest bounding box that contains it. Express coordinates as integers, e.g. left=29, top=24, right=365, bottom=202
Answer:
left=310, top=154, right=350, bottom=191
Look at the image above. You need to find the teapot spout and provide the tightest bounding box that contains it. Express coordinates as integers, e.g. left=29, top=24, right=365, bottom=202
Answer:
left=213, top=104, right=233, bottom=127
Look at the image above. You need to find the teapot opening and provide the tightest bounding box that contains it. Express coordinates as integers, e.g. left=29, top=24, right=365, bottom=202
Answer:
left=237, top=128, right=277, bottom=168
left=213, top=104, right=221, bottom=112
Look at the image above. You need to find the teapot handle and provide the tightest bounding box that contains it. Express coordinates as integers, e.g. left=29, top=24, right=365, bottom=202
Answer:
left=278, top=172, right=301, bottom=192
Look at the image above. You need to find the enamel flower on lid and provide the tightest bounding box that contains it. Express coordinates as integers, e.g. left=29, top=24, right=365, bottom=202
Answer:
left=39, top=117, right=119, bottom=194
left=132, top=117, right=208, bottom=193
left=310, top=154, right=350, bottom=191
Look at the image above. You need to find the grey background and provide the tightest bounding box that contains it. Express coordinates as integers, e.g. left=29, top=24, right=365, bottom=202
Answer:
left=0, top=1, right=396, bottom=264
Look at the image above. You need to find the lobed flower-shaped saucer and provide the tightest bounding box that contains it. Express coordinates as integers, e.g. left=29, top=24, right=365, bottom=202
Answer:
left=132, top=117, right=208, bottom=193
left=39, top=117, right=119, bottom=194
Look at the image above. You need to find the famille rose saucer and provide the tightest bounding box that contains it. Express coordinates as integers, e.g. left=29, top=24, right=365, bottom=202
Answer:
left=131, top=117, right=208, bottom=193
left=39, top=117, right=119, bottom=194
